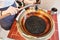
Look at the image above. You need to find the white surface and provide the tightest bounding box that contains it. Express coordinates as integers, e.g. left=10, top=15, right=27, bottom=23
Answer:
left=0, top=0, right=15, bottom=8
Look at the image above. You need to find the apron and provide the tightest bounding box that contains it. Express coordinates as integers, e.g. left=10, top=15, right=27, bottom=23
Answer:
left=0, top=2, right=17, bottom=30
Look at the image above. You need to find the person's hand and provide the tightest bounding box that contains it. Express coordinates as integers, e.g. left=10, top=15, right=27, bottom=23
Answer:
left=4, top=6, right=18, bottom=15
left=24, top=0, right=36, bottom=4
left=18, top=0, right=23, bottom=2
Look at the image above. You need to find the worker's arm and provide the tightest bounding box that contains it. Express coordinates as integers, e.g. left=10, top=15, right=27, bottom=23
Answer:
left=0, top=13, right=11, bottom=19
left=0, top=6, right=18, bottom=19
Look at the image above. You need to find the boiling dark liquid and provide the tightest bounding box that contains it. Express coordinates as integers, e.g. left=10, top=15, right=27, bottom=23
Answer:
left=25, top=16, right=46, bottom=34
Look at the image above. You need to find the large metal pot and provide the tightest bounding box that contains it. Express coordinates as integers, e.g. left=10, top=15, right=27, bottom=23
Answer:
left=16, top=4, right=55, bottom=40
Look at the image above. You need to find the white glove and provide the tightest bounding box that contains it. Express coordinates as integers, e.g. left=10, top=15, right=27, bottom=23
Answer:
left=4, top=6, right=18, bottom=15
left=24, top=0, right=36, bottom=4
left=18, top=0, right=23, bottom=2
